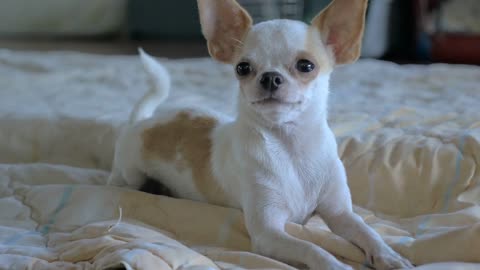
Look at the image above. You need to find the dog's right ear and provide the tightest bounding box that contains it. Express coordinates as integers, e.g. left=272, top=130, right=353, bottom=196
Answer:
left=197, top=0, right=252, bottom=63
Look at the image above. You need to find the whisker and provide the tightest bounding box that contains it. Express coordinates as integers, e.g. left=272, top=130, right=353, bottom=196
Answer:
left=230, top=37, right=244, bottom=45
left=232, top=44, right=243, bottom=50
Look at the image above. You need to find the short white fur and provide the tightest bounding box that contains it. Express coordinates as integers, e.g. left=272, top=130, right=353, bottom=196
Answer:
left=108, top=1, right=414, bottom=269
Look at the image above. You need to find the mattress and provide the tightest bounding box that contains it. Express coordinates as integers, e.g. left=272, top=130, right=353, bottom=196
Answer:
left=0, top=49, right=479, bottom=269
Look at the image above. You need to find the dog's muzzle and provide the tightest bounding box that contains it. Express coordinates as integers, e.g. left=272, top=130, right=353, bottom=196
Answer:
left=260, top=72, right=284, bottom=92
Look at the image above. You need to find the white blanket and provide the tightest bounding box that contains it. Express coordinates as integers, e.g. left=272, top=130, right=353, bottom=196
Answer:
left=0, top=49, right=479, bottom=269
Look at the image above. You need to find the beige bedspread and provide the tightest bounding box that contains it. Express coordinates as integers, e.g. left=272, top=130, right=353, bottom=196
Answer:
left=0, top=49, right=479, bottom=269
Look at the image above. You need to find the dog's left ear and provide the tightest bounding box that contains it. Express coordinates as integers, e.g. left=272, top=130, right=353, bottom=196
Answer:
left=311, top=0, right=368, bottom=65
left=197, top=0, right=253, bottom=63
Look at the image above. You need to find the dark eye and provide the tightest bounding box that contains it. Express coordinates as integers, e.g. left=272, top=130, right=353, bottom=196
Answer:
left=296, top=59, right=315, bottom=73
left=236, top=62, right=252, bottom=76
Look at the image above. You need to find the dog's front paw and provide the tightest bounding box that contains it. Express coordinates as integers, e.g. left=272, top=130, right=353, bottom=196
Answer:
left=367, top=248, right=413, bottom=270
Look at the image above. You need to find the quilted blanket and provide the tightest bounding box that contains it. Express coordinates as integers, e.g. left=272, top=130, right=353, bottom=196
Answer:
left=0, top=49, right=479, bottom=270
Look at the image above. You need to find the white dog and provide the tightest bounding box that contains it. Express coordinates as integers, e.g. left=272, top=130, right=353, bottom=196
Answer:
left=108, top=0, right=413, bottom=269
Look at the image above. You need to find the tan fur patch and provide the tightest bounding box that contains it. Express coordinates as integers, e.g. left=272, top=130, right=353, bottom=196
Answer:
left=310, top=0, right=368, bottom=65
left=198, top=0, right=252, bottom=63
left=141, top=111, right=228, bottom=205
left=290, top=27, right=334, bottom=86
left=292, top=48, right=331, bottom=85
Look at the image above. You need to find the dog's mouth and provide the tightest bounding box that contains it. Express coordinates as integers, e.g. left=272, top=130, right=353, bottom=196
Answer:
left=252, top=97, right=301, bottom=106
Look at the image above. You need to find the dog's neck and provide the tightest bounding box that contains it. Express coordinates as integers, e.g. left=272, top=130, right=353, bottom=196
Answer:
left=235, top=75, right=331, bottom=141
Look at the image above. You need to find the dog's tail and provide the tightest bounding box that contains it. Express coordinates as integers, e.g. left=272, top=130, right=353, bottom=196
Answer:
left=129, top=48, right=171, bottom=123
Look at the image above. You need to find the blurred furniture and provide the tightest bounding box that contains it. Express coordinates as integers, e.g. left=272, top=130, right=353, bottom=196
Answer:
left=128, top=0, right=201, bottom=39
left=361, top=0, right=395, bottom=58
left=414, top=0, right=480, bottom=64
left=128, top=0, right=329, bottom=39
left=238, top=0, right=304, bottom=22
left=0, top=0, right=127, bottom=37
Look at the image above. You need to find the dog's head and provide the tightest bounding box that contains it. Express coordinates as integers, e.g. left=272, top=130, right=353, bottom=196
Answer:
left=198, top=0, right=368, bottom=124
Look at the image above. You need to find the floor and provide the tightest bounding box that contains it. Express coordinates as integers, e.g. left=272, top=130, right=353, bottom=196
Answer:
left=0, top=38, right=210, bottom=58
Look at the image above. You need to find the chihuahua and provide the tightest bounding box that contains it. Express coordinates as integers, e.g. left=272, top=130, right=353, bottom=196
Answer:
left=108, top=0, right=413, bottom=269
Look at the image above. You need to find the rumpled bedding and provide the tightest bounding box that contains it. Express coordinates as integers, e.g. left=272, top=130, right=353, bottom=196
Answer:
left=0, top=49, right=479, bottom=270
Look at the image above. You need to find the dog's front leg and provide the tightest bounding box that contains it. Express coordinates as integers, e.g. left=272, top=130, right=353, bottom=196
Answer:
left=317, top=159, right=413, bottom=269
left=320, top=210, right=413, bottom=270
left=243, top=190, right=353, bottom=270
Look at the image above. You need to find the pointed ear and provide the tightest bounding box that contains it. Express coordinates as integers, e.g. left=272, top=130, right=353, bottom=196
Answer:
left=197, top=0, right=253, bottom=63
left=311, top=0, right=368, bottom=65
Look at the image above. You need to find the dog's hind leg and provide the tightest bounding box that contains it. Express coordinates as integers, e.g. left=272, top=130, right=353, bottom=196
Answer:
left=107, top=167, right=146, bottom=189
left=106, top=169, right=124, bottom=186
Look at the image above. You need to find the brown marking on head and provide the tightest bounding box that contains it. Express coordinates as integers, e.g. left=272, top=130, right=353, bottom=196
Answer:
left=287, top=26, right=334, bottom=87
left=310, top=0, right=368, bottom=65
left=141, top=112, right=228, bottom=205
left=197, top=0, right=253, bottom=63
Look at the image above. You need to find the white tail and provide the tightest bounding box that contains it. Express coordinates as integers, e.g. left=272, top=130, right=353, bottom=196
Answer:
left=129, top=48, right=171, bottom=123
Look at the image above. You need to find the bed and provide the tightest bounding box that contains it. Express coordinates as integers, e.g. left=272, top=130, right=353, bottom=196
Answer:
left=0, top=49, right=479, bottom=269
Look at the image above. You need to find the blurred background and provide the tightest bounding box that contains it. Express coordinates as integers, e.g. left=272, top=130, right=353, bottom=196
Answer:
left=0, top=0, right=479, bottom=64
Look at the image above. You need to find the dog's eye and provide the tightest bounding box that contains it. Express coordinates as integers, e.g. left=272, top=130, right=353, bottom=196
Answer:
left=236, top=62, right=252, bottom=76
left=296, top=59, right=315, bottom=73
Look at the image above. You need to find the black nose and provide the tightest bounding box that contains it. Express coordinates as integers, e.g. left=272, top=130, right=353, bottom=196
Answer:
left=260, top=72, right=284, bottom=92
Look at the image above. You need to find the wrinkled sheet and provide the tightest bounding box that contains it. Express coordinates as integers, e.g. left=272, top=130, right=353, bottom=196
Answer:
left=0, top=49, right=479, bottom=269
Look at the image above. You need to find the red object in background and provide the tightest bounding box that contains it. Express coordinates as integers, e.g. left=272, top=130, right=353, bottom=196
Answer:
left=431, top=34, right=480, bottom=64
left=414, top=0, right=480, bottom=65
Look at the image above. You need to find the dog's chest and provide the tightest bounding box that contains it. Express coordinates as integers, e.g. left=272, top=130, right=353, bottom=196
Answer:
left=292, top=151, right=327, bottom=198
left=289, top=146, right=328, bottom=216
left=260, top=133, right=330, bottom=221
